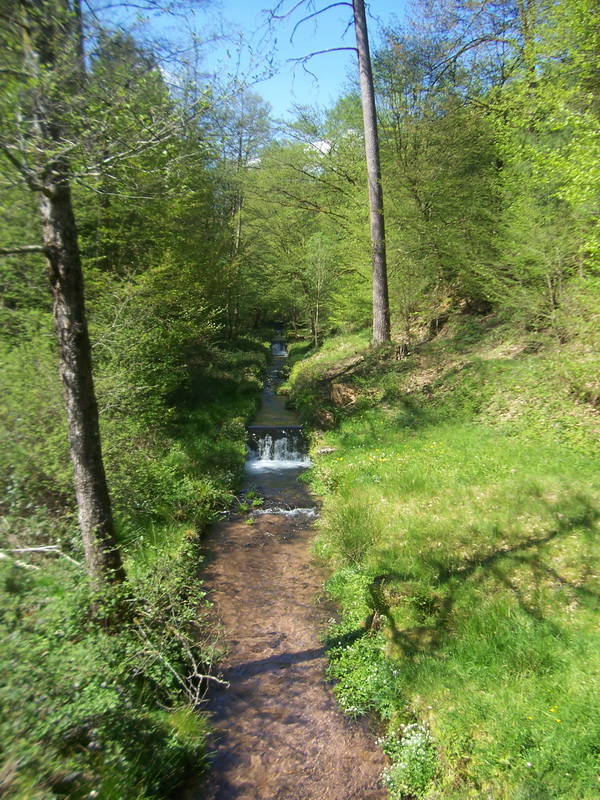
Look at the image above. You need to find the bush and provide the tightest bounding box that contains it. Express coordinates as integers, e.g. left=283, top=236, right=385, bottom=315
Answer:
left=0, top=520, right=211, bottom=800
left=0, top=332, right=72, bottom=513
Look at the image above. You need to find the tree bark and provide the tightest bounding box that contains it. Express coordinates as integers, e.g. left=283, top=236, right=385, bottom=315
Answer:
left=352, top=0, right=391, bottom=343
left=10, top=0, right=126, bottom=590
left=40, top=181, right=126, bottom=589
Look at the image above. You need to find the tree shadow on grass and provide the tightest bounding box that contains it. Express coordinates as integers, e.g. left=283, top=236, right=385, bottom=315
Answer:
left=337, top=493, right=600, bottom=660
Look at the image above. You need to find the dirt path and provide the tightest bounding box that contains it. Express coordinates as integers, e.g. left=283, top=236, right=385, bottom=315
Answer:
left=187, top=505, right=387, bottom=800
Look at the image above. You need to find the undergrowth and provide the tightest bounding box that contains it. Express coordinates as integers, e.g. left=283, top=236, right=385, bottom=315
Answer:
left=0, top=525, right=210, bottom=800
left=0, top=336, right=268, bottom=799
left=289, top=310, right=600, bottom=799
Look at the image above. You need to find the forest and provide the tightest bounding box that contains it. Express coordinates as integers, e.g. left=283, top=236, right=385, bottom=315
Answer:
left=0, top=0, right=599, bottom=798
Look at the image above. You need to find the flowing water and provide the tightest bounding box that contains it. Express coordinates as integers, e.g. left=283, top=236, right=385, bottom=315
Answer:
left=185, top=344, right=387, bottom=800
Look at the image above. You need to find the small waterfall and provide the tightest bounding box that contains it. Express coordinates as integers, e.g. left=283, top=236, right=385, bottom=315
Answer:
left=243, top=336, right=315, bottom=514
left=245, top=425, right=310, bottom=472
left=271, top=341, right=288, bottom=357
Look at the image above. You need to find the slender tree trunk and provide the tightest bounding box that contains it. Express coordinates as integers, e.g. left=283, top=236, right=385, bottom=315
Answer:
left=15, top=0, right=126, bottom=589
left=352, top=0, right=391, bottom=343
left=40, top=182, right=126, bottom=589
left=229, top=188, right=243, bottom=340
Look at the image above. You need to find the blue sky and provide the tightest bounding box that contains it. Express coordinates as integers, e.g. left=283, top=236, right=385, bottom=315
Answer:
left=201, top=0, right=410, bottom=119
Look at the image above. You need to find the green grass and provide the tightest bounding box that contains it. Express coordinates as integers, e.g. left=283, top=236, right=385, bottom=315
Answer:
left=291, top=316, right=600, bottom=799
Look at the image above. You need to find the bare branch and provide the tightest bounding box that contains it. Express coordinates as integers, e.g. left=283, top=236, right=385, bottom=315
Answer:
left=0, top=245, right=48, bottom=256
left=290, top=3, right=353, bottom=43
left=0, top=144, right=43, bottom=191
left=284, top=161, right=356, bottom=200
left=0, top=552, right=41, bottom=571
left=433, top=36, right=513, bottom=86
left=134, top=624, right=230, bottom=703
left=269, top=0, right=310, bottom=22
left=289, top=46, right=356, bottom=64
left=81, top=92, right=210, bottom=175
left=270, top=186, right=348, bottom=219
left=2, top=546, right=83, bottom=567
left=288, top=45, right=356, bottom=84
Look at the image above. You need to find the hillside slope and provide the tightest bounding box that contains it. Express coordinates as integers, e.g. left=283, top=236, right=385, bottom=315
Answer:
left=288, top=312, right=600, bottom=800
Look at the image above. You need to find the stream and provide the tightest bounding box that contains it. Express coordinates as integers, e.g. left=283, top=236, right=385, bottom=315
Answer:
left=185, top=340, right=387, bottom=800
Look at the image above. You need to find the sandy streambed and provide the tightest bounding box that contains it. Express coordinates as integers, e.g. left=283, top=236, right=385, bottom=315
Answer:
left=188, top=504, right=387, bottom=800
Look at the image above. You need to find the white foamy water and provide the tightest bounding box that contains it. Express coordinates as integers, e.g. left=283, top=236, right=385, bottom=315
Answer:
left=252, top=506, right=319, bottom=519
left=246, top=431, right=310, bottom=471
left=245, top=456, right=311, bottom=473
left=271, top=342, right=288, bottom=356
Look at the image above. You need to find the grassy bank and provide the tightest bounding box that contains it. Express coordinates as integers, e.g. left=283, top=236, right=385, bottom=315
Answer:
left=0, top=338, right=267, bottom=799
left=288, top=314, right=600, bottom=799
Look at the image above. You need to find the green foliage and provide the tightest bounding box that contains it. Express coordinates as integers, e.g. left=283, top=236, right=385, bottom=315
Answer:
left=0, top=329, right=265, bottom=796
left=240, top=116, right=371, bottom=335
left=375, top=33, right=502, bottom=318
left=92, top=255, right=217, bottom=421
left=0, top=11, right=272, bottom=786
left=326, top=628, right=401, bottom=720
left=0, top=4, right=271, bottom=798
left=236, top=0, right=598, bottom=342
left=0, top=321, right=264, bottom=797
left=1, top=0, right=599, bottom=797
left=0, top=521, right=210, bottom=799
left=0, top=330, right=72, bottom=512
left=381, top=725, right=438, bottom=799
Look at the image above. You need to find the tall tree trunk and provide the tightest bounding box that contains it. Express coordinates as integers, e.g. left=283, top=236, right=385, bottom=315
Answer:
left=16, top=0, right=126, bottom=589
left=353, top=0, right=391, bottom=343
left=40, top=181, right=126, bottom=589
